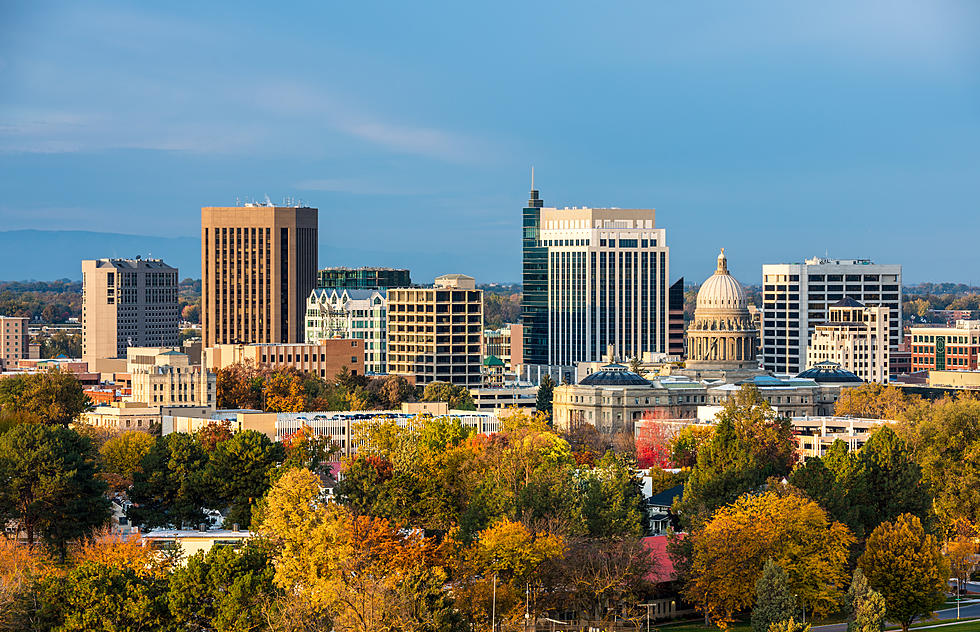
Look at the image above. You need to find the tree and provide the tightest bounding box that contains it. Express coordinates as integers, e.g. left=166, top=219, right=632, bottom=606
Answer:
left=683, top=492, right=853, bottom=627
left=670, top=424, right=714, bottom=469
left=834, top=383, right=916, bottom=419
left=264, top=372, right=308, bottom=412
left=859, top=514, right=948, bottom=632
left=215, top=362, right=266, bottom=410
left=205, top=430, right=284, bottom=527
left=946, top=534, right=977, bottom=599
left=752, top=559, right=798, bottom=632
left=0, top=424, right=109, bottom=555
left=0, top=369, right=89, bottom=426
left=790, top=447, right=871, bottom=539
left=856, top=426, right=932, bottom=533
left=635, top=419, right=675, bottom=469
left=679, top=386, right=796, bottom=525
left=168, top=541, right=277, bottom=632
left=536, top=374, right=555, bottom=415
left=197, top=419, right=234, bottom=452
left=70, top=528, right=174, bottom=578
left=378, top=374, right=414, bottom=408
left=281, top=425, right=339, bottom=476
left=578, top=451, right=646, bottom=537
left=99, top=431, right=156, bottom=485
left=845, top=568, right=886, bottom=632
left=34, top=562, right=171, bottom=632
left=422, top=381, right=475, bottom=410
left=768, top=618, right=810, bottom=632
left=128, top=433, right=209, bottom=529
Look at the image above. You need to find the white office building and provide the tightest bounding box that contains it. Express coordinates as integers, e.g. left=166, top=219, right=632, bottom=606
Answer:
left=305, top=289, right=387, bottom=374
left=761, top=258, right=901, bottom=375
left=806, top=298, right=890, bottom=383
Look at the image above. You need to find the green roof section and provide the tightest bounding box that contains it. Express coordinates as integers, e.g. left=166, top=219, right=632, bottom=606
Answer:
left=483, top=355, right=505, bottom=367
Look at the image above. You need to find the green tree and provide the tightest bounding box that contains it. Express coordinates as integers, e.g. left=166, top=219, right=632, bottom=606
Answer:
left=0, top=424, right=109, bottom=555
left=679, top=386, right=795, bottom=525
left=752, top=559, right=798, bottom=632
left=205, top=430, right=284, bottom=528
left=35, top=562, right=171, bottom=632
left=99, top=431, right=156, bottom=482
left=859, top=514, right=948, bottom=632
left=0, top=369, right=89, bottom=426
left=790, top=447, right=871, bottom=539
left=129, top=433, right=209, bottom=529
left=168, top=541, right=277, bottom=631
left=578, top=451, right=645, bottom=537
left=536, top=374, right=555, bottom=415
left=856, top=426, right=932, bottom=533
left=845, top=568, right=886, bottom=632
left=422, top=381, right=475, bottom=410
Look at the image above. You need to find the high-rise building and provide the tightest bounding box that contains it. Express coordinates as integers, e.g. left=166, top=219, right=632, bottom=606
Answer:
left=317, top=267, right=410, bottom=290
left=201, top=204, right=318, bottom=347
left=806, top=298, right=890, bottom=383
left=761, top=258, right=901, bottom=374
left=387, top=274, right=483, bottom=387
left=668, top=278, right=685, bottom=356
left=521, top=192, right=672, bottom=369
left=82, top=258, right=179, bottom=364
left=0, top=316, right=29, bottom=369
left=305, top=288, right=388, bottom=374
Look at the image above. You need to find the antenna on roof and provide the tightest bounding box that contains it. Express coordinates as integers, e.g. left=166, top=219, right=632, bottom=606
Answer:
left=531, top=165, right=535, bottom=191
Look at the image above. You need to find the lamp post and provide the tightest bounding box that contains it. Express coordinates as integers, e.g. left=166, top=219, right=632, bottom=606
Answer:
left=492, top=572, right=497, bottom=632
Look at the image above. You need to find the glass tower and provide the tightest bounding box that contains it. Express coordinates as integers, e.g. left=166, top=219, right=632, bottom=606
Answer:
left=521, top=188, right=548, bottom=365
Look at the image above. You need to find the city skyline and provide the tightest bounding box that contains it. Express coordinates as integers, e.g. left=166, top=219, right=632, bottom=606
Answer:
left=2, top=2, right=979, bottom=283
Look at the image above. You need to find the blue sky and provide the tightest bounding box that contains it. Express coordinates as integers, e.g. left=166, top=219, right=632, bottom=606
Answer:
left=1, top=1, right=978, bottom=283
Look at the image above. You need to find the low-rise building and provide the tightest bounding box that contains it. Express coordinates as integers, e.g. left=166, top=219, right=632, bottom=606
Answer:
left=927, top=370, right=980, bottom=390
left=806, top=298, right=889, bottom=383
left=791, top=415, right=889, bottom=459
left=205, top=339, right=365, bottom=379
left=141, top=527, right=252, bottom=562
left=483, top=323, right=523, bottom=373
left=127, top=347, right=215, bottom=408
left=910, top=321, right=980, bottom=372
left=305, top=289, right=387, bottom=374
left=469, top=384, right=538, bottom=412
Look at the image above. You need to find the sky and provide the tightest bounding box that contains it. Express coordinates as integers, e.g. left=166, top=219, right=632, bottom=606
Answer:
left=1, top=1, right=978, bottom=284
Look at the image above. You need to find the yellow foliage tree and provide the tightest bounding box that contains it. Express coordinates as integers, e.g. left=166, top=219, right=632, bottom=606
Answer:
left=834, top=383, right=918, bottom=420
left=684, top=491, right=854, bottom=628
left=264, top=373, right=307, bottom=412
left=69, top=527, right=174, bottom=578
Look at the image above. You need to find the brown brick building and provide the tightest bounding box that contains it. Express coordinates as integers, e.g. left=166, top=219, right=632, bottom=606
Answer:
left=204, top=339, right=364, bottom=380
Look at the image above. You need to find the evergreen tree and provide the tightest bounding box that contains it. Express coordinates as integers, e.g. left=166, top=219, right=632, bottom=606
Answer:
left=0, top=424, right=109, bottom=556
left=752, top=558, right=798, bottom=632
left=845, top=568, right=886, bottom=632
left=536, top=374, right=556, bottom=415
left=204, top=430, right=285, bottom=527
left=857, top=426, right=933, bottom=534
left=129, top=433, right=209, bottom=529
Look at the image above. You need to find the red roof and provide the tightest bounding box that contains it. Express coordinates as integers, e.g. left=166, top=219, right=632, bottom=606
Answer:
left=643, top=534, right=685, bottom=583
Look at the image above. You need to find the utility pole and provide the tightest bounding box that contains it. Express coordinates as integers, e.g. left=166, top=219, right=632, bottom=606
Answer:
left=492, top=572, right=497, bottom=632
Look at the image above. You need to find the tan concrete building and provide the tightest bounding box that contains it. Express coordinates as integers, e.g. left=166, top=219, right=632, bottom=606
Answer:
left=806, top=298, right=889, bottom=383
left=387, top=274, right=483, bottom=387
left=127, top=347, right=215, bottom=408
left=201, top=204, right=318, bottom=347
left=0, top=316, right=29, bottom=370
left=81, top=258, right=179, bottom=365
left=483, top=323, right=523, bottom=372
left=205, top=339, right=364, bottom=379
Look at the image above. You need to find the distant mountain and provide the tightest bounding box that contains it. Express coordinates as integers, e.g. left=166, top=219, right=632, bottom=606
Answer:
left=0, top=230, right=200, bottom=280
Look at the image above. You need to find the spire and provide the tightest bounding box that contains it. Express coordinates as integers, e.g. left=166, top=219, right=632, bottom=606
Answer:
left=527, top=166, right=543, bottom=208
left=716, top=248, right=729, bottom=274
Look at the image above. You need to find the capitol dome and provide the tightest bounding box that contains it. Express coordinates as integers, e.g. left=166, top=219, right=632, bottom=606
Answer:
left=696, top=249, right=747, bottom=310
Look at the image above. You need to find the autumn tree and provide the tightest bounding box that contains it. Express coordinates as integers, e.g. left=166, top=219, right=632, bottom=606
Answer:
left=281, top=425, right=339, bottom=476
left=422, top=381, right=475, bottom=410
left=670, top=424, right=714, bottom=469
left=215, top=362, right=266, bottom=410
left=859, top=514, right=947, bottom=632
left=679, top=386, right=795, bottom=525
left=635, top=419, right=676, bottom=469
left=752, top=559, right=798, bottom=632
left=834, top=383, right=916, bottom=419
left=99, top=431, right=155, bottom=488
left=845, top=568, right=886, bottom=632
left=264, top=372, right=308, bottom=412
left=683, top=492, right=853, bottom=627
left=196, top=419, right=234, bottom=452
left=204, top=429, right=284, bottom=527
left=946, top=532, right=977, bottom=598
left=790, top=443, right=872, bottom=539
left=0, top=369, right=89, bottom=426
left=0, top=424, right=109, bottom=556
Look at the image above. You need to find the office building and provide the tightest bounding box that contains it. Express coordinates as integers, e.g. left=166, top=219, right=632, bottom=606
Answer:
left=806, top=298, right=890, bottom=383
left=305, top=289, right=387, bottom=374
left=761, top=258, right=901, bottom=374
left=668, top=278, right=685, bottom=356
left=127, top=347, right=215, bottom=408
left=201, top=204, right=318, bottom=347
left=910, top=321, right=980, bottom=372
left=483, top=323, right=523, bottom=372
left=0, top=316, right=29, bottom=370
left=317, top=267, right=410, bottom=290
left=81, top=258, right=179, bottom=365
left=520, top=188, right=673, bottom=371
left=387, top=274, right=483, bottom=387
left=205, top=339, right=364, bottom=379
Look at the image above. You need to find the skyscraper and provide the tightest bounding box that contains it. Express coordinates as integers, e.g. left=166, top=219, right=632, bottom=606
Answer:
left=521, top=188, right=672, bottom=372
left=81, top=258, right=179, bottom=364
left=201, top=204, right=318, bottom=347
left=761, top=257, right=901, bottom=374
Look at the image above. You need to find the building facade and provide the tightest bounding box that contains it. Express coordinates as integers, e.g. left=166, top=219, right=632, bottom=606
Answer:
left=127, top=347, right=215, bottom=408
left=305, top=289, right=387, bottom=374
left=483, top=323, right=523, bottom=372
left=761, top=258, right=901, bottom=374
left=201, top=204, right=318, bottom=347
left=316, top=267, right=410, bottom=290
left=684, top=250, right=760, bottom=379
left=205, top=339, right=365, bottom=379
left=387, top=274, right=483, bottom=387
left=910, top=321, right=980, bottom=372
left=668, top=278, right=685, bottom=356
left=806, top=298, right=889, bottom=383
left=521, top=194, right=672, bottom=369
left=0, top=316, right=29, bottom=370
left=81, top=258, right=179, bottom=364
